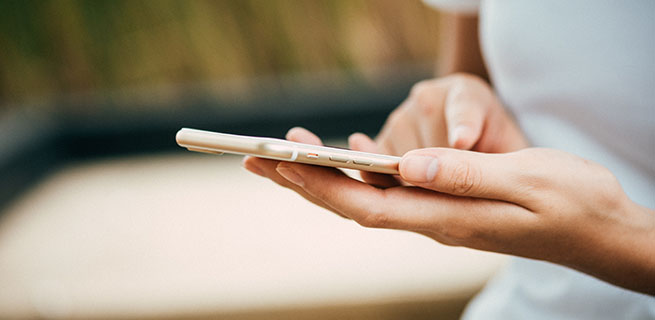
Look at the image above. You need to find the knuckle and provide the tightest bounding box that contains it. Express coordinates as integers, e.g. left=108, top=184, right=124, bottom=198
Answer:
left=357, top=206, right=392, bottom=228
left=449, top=72, right=482, bottom=86
left=516, top=173, right=550, bottom=197
left=409, top=80, right=431, bottom=98
left=593, top=162, right=616, bottom=183
left=410, top=81, right=439, bottom=115
left=590, top=164, right=625, bottom=210
left=444, top=76, right=494, bottom=118
left=415, top=92, right=437, bottom=116
left=447, top=75, right=487, bottom=103
left=440, top=217, right=481, bottom=245
left=446, top=162, right=481, bottom=196
left=386, top=108, right=404, bottom=126
left=512, top=149, right=551, bottom=191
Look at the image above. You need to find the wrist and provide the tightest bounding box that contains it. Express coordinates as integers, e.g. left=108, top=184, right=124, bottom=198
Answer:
left=575, top=199, right=655, bottom=294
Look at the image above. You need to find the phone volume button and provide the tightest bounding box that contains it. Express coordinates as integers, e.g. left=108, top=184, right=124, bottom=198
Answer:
left=353, top=159, right=372, bottom=166
left=329, top=155, right=348, bottom=163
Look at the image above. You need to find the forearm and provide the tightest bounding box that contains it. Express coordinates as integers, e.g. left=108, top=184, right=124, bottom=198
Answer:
left=437, top=13, right=488, bottom=80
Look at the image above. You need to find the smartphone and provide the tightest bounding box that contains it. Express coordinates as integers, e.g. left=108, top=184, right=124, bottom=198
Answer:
left=176, top=128, right=400, bottom=174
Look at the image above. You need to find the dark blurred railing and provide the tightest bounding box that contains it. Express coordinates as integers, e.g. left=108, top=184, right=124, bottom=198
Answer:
left=0, top=64, right=432, bottom=211
left=0, top=0, right=441, bottom=211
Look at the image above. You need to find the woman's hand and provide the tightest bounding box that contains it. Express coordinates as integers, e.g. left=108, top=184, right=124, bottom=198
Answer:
left=364, top=73, right=528, bottom=156
left=242, top=73, right=655, bottom=294
left=348, top=73, right=529, bottom=188
left=242, top=72, right=520, bottom=204
left=245, top=129, right=654, bottom=294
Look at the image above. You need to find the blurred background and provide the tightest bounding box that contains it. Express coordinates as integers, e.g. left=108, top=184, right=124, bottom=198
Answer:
left=0, top=0, right=442, bottom=205
left=0, top=1, right=506, bottom=319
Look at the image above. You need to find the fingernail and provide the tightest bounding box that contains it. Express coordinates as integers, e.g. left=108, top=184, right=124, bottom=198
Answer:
left=401, top=155, right=439, bottom=183
left=276, top=165, right=305, bottom=187
left=242, top=158, right=265, bottom=177
left=449, top=125, right=469, bottom=148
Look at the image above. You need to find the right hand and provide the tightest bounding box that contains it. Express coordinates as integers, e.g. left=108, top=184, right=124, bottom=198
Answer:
left=348, top=73, right=529, bottom=187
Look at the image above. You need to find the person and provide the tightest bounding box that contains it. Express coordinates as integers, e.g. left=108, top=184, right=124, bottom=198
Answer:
left=244, top=0, right=655, bottom=318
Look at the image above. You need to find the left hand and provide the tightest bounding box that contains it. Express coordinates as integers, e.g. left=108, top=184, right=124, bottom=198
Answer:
left=243, top=127, right=655, bottom=294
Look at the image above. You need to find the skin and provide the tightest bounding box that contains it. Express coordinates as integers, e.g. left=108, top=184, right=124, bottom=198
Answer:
left=243, top=14, right=655, bottom=295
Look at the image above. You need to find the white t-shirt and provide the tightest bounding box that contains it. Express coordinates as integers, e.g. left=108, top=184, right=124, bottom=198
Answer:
left=425, top=0, right=655, bottom=319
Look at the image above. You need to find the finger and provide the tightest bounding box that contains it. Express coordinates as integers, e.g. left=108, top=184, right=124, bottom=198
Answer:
left=348, top=133, right=400, bottom=188
left=286, top=127, right=323, bottom=145
left=416, top=107, right=449, bottom=148
left=275, top=161, right=533, bottom=244
left=475, top=108, right=530, bottom=153
left=242, top=155, right=268, bottom=177
left=399, top=148, right=530, bottom=204
left=243, top=156, right=347, bottom=217
left=375, top=107, right=421, bottom=156
left=276, top=161, right=431, bottom=230
left=283, top=128, right=350, bottom=217
left=257, top=128, right=349, bottom=218
left=443, top=81, right=490, bottom=150
left=374, top=104, right=401, bottom=155
left=410, top=81, right=450, bottom=148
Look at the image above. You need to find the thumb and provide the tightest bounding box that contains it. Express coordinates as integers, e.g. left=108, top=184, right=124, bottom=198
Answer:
left=399, top=148, right=526, bottom=203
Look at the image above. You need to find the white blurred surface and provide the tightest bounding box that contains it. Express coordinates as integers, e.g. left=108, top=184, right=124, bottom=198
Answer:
left=0, top=152, right=507, bottom=319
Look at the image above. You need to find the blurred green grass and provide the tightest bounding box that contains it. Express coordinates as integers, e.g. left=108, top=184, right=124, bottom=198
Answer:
left=0, top=0, right=440, bottom=109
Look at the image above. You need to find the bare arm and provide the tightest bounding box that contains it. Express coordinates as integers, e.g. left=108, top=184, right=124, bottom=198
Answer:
left=438, top=13, right=488, bottom=80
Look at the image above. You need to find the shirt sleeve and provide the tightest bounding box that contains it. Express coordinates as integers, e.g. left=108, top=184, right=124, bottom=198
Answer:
left=423, top=0, right=480, bottom=15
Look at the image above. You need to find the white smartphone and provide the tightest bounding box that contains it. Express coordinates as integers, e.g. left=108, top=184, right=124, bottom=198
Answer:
left=176, top=128, right=400, bottom=174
